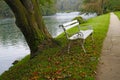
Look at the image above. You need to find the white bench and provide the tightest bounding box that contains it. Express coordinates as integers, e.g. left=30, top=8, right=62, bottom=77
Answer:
left=59, top=20, right=94, bottom=53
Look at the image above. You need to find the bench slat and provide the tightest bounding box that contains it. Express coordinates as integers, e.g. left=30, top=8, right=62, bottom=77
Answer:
left=63, top=20, right=78, bottom=27
left=69, top=30, right=93, bottom=40
left=80, top=30, right=93, bottom=39
left=65, top=23, right=79, bottom=30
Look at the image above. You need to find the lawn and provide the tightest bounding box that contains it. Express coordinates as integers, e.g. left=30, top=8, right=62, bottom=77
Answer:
left=114, top=11, right=120, bottom=19
left=0, top=13, right=110, bottom=80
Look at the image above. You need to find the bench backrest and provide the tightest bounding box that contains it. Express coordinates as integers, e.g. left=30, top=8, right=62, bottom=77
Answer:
left=59, top=20, right=80, bottom=39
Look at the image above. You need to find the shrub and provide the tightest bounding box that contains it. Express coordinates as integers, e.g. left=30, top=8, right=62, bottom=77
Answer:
left=72, top=16, right=85, bottom=24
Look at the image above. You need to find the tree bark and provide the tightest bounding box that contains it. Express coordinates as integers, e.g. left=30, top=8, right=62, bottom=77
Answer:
left=4, top=0, right=54, bottom=58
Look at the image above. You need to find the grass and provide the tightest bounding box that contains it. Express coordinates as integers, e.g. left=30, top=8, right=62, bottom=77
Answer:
left=114, top=11, right=120, bottom=19
left=0, top=13, right=110, bottom=80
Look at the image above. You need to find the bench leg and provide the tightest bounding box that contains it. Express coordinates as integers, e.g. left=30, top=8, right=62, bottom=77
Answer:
left=67, top=41, right=71, bottom=53
left=91, top=33, right=94, bottom=43
left=80, top=39, right=86, bottom=53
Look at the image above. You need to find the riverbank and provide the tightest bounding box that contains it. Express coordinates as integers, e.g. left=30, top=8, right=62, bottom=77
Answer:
left=0, top=13, right=110, bottom=79
left=0, top=12, right=96, bottom=75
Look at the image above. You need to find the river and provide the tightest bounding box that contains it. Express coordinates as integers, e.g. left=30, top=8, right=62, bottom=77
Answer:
left=0, top=12, right=96, bottom=75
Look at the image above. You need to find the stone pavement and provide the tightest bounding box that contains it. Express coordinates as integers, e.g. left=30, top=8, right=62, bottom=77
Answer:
left=96, top=13, right=120, bottom=80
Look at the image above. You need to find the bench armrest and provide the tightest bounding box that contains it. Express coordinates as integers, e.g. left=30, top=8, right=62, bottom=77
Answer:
left=77, top=32, right=84, bottom=38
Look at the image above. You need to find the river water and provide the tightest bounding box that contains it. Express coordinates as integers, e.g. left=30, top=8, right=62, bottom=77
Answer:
left=0, top=18, right=30, bottom=75
left=0, top=12, right=96, bottom=75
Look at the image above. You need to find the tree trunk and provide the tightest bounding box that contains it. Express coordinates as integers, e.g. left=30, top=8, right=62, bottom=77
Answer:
left=4, top=0, right=54, bottom=58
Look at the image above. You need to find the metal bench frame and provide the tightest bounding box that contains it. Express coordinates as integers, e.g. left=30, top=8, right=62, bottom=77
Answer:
left=59, top=20, right=94, bottom=53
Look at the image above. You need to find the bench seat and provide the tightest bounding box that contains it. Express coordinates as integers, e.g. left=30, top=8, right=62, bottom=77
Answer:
left=69, top=30, right=93, bottom=40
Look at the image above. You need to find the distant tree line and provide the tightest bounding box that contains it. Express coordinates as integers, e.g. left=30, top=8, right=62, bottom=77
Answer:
left=0, top=0, right=83, bottom=18
left=1, top=0, right=120, bottom=18
left=56, top=0, right=83, bottom=12
left=0, top=0, right=57, bottom=18
left=82, top=0, right=120, bottom=15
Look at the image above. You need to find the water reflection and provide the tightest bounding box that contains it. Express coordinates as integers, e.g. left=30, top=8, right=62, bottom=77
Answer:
left=0, top=18, right=30, bottom=75
left=0, top=23, right=24, bottom=46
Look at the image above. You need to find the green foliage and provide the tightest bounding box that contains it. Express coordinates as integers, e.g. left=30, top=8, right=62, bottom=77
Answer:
left=72, top=16, right=85, bottom=24
left=82, top=0, right=120, bottom=15
left=114, top=11, right=120, bottom=20
left=0, top=13, right=110, bottom=80
left=108, top=0, right=120, bottom=11
left=39, top=0, right=57, bottom=16
left=82, top=0, right=108, bottom=15
left=39, top=0, right=51, bottom=6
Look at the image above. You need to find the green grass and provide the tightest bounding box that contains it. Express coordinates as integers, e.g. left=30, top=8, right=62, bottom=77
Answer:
left=114, top=11, right=120, bottom=19
left=0, top=13, right=110, bottom=80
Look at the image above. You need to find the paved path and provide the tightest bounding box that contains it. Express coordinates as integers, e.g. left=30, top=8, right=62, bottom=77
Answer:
left=96, top=13, right=120, bottom=80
